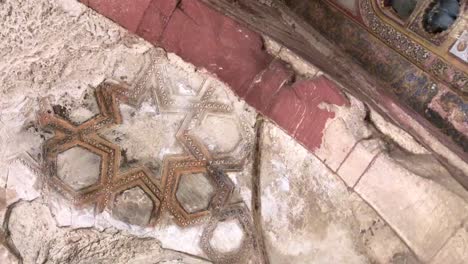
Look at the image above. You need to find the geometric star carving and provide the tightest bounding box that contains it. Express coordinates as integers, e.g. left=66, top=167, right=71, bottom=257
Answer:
left=160, top=157, right=234, bottom=226
left=38, top=71, right=256, bottom=262
left=39, top=82, right=162, bottom=221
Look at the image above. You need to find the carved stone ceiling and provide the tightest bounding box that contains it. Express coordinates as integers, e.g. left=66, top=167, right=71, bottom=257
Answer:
left=0, top=0, right=468, bottom=264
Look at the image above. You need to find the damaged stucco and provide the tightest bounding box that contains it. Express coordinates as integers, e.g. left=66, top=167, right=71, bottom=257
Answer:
left=0, top=0, right=467, bottom=264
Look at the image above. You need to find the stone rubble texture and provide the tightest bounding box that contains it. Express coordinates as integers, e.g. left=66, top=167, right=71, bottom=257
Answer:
left=8, top=200, right=210, bottom=264
left=0, top=0, right=467, bottom=263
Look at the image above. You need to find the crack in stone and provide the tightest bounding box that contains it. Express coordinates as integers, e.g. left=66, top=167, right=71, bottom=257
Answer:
left=250, top=115, right=270, bottom=264
left=1, top=199, right=27, bottom=263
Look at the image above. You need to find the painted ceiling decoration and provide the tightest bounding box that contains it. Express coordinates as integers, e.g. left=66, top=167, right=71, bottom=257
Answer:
left=423, top=0, right=461, bottom=34
left=386, top=0, right=418, bottom=21
left=360, top=0, right=467, bottom=94
left=287, top=0, right=467, bottom=153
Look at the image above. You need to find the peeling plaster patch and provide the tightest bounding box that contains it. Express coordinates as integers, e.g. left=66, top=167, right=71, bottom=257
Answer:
left=314, top=96, right=372, bottom=170
left=112, top=187, right=154, bottom=226
left=226, top=162, right=254, bottom=211
left=54, top=86, right=100, bottom=125
left=49, top=192, right=96, bottom=229
left=71, top=205, right=96, bottom=228
left=226, top=172, right=239, bottom=185
left=48, top=193, right=73, bottom=227
left=261, top=184, right=283, bottom=225
left=57, top=146, right=102, bottom=191
left=191, top=115, right=242, bottom=154
left=277, top=46, right=320, bottom=78
left=5, top=160, right=40, bottom=202
left=151, top=216, right=207, bottom=257
left=263, top=35, right=283, bottom=56
left=0, top=100, right=45, bottom=163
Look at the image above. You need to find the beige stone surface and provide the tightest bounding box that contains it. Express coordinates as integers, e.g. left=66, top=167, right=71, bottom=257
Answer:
left=260, top=122, right=417, bottom=264
left=191, top=114, right=242, bottom=155
left=369, top=110, right=429, bottom=155
left=337, top=138, right=385, bottom=188
left=210, top=219, right=245, bottom=253
left=263, top=35, right=283, bottom=56
left=43, top=229, right=211, bottom=264
left=176, top=172, right=216, bottom=214
left=0, top=156, right=42, bottom=229
left=0, top=188, right=17, bottom=228
left=9, top=201, right=60, bottom=263
left=0, top=243, right=18, bottom=264
left=431, top=223, right=468, bottom=264
left=112, top=187, right=155, bottom=226
left=315, top=97, right=372, bottom=171
left=391, top=151, right=468, bottom=203
left=355, top=153, right=468, bottom=262
left=57, top=146, right=102, bottom=191
left=277, top=47, right=320, bottom=78
left=371, top=100, right=468, bottom=177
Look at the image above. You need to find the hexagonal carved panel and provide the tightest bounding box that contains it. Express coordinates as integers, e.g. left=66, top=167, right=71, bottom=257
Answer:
left=210, top=219, right=245, bottom=253
left=191, top=114, right=242, bottom=155
left=176, top=172, right=215, bottom=214
left=201, top=205, right=255, bottom=263
left=57, top=146, right=101, bottom=191
left=112, top=187, right=155, bottom=226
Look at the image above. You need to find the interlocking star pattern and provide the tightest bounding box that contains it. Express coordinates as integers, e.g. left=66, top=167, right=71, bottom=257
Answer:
left=39, top=82, right=163, bottom=215
left=38, top=50, right=258, bottom=263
